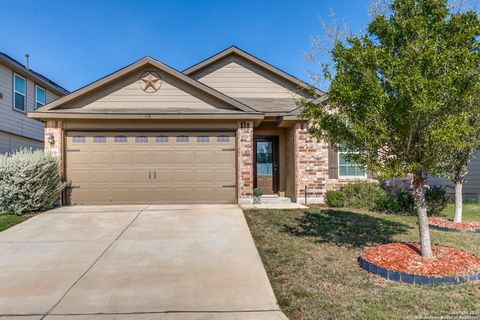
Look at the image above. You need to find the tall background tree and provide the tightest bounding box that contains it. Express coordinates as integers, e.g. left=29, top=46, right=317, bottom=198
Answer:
left=302, top=0, right=480, bottom=258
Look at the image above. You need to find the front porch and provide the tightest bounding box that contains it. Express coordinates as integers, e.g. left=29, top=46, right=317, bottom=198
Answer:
left=236, top=119, right=332, bottom=205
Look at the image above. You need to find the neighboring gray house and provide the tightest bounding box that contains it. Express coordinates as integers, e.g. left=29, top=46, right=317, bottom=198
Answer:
left=0, top=52, right=68, bottom=153
left=426, top=152, right=480, bottom=201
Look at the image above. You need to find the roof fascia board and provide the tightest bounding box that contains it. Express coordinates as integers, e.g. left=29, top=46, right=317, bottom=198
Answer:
left=0, top=55, right=69, bottom=96
left=28, top=112, right=264, bottom=120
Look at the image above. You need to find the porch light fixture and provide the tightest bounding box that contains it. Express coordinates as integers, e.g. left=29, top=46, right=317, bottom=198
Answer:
left=47, top=134, right=55, bottom=145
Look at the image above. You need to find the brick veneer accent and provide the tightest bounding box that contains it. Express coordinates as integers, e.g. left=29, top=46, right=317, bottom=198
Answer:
left=293, top=122, right=372, bottom=203
left=294, top=122, right=328, bottom=203
left=44, top=120, right=64, bottom=177
left=237, top=121, right=254, bottom=203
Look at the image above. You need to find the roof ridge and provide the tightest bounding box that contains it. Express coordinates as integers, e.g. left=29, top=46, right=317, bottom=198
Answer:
left=0, top=51, right=69, bottom=95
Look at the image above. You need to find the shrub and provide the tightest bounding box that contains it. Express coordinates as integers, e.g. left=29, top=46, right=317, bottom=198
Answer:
left=425, top=186, right=449, bottom=216
left=0, top=149, right=64, bottom=215
left=340, top=182, right=386, bottom=211
left=325, top=190, right=346, bottom=207
left=253, top=187, right=263, bottom=198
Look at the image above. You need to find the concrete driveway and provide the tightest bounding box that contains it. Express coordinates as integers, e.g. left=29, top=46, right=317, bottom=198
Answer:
left=0, top=205, right=286, bottom=320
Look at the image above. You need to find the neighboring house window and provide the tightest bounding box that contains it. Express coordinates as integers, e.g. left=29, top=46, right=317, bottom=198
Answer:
left=338, top=148, right=365, bottom=177
left=135, top=136, right=148, bottom=143
left=35, top=85, right=46, bottom=109
left=93, top=136, right=107, bottom=143
left=72, top=136, right=86, bottom=143
left=176, top=135, right=189, bottom=143
left=156, top=136, right=168, bottom=143
left=114, top=135, right=127, bottom=143
left=13, top=73, right=26, bottom=112
left=197, top=135, right=209, bottom=143
left=217, top=135, right=230, bottom=143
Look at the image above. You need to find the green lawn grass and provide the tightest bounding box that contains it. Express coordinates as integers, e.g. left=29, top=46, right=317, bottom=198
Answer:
left=244, top=204, right=480, bottom=320
left=0, top=212, right=34, bottom=232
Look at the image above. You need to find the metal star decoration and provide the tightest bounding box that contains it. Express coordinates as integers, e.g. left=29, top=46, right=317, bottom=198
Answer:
left=139, top=71, right=161, bottom=92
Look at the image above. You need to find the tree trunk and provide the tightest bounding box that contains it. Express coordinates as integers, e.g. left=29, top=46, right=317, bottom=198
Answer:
left=454, top=181, right=463, bottom=223
left=413, top=177, right=433, bottom=258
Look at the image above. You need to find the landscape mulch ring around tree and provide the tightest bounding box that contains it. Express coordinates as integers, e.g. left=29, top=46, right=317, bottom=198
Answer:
left=429, top=217, right=480, bottom=233
left=360, top=242, right=480, bottom=284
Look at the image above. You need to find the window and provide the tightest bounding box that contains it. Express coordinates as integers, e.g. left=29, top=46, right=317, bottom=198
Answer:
left=156, top=136, right=169, bottom=143
left=217, top=135, right=230, bottom=143
left=176, top=135, right=189, bottom=143
left=13, top=74, right=26, bottom=112
left=338, top=149, right=365, bottom=177
left=197, top=135, right=209, bottom=143
left=114, top=135, right=127, bottom=143
left=93, top=136, right=106, bottom=143
left=135, top=136, right=148, bottom=143
left=35, top=85, right=46, bottom=109
left=72, top=136, right=86, bottom=143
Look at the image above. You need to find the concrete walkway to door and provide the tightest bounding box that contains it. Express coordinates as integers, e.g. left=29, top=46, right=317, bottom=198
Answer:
left=0, top=205, right=287, bottom=320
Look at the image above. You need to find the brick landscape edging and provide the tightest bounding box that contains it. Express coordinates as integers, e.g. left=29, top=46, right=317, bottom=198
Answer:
left=358, top=257, right=480, bottom=285
left=429, top=224, right=480, bottom=234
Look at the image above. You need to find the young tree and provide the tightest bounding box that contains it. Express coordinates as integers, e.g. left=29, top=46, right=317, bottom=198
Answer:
left=440, top=131, right=480, bottom=223
left=302, top=0, right=480, bottom=258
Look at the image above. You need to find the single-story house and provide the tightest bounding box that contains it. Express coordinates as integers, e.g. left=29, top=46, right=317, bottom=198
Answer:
left=29, top=46, right=371, bottom=205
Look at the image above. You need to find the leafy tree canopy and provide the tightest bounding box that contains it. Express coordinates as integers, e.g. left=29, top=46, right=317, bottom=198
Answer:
left=302, top=0, right=480, bottom=180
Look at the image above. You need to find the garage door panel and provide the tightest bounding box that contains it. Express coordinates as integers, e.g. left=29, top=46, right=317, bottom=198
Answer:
left=66, top=131, right=236, bottom=204
left=112, top=151, right=132, bottom=165
left=215, top=151, right=235, bottom=164
left=153, top=151, right=173, bottom=164
left=216, top=169, right=236, bottom=182
left=90, top=151, right=112, bottom=165
left=132, top=151, right=153, bottom=164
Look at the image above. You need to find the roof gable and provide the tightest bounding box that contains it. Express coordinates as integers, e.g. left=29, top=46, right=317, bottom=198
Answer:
left=31, top=56, right=259, bottom=118
left=184, top=46, right=324, bottom=96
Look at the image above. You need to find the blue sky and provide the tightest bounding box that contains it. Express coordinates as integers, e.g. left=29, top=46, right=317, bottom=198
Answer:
left=0, top=0, right=371, bottom=92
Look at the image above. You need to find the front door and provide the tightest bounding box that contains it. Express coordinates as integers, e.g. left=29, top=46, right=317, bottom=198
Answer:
left=254, top=137, right=279, bottom=195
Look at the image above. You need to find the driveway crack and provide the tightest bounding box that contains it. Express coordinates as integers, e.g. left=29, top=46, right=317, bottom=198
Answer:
left=40, top=205, right=148, bottom=320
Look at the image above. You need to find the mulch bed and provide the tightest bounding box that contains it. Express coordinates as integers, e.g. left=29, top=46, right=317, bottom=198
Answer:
left=359, top=242, right=480, bottom=284
left=429, top=217, right=480, bottom=233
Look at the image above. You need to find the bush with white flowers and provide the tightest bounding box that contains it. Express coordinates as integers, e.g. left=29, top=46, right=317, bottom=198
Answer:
left=0, top=149, right=64, bottom=215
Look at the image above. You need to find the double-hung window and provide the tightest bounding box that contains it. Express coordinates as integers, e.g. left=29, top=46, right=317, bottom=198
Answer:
left=35, top=85, right=46, bottom=109
left=13, top=74, right=26, bottom=112
left=338, top=146, right=365, bottom=177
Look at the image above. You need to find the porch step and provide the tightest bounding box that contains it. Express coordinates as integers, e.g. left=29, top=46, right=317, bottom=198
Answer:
left=259, top=196, right=293, bottom=204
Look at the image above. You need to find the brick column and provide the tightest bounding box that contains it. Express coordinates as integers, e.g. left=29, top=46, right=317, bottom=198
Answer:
left=237, top=121, right=254, bottom=204
left=294, top=122, right=328, bottom=203
left=44, top=120, right=64, bottom=178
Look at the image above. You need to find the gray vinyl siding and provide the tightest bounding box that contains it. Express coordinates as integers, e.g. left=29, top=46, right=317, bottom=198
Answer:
left=0, top=131, right=43, bottom=154
left=0, top=63, right=59, bottom=142
left=427, top=151, right=480, bottom=200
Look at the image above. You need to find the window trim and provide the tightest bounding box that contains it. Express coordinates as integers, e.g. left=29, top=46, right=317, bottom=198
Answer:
left=13, top=73, right=26, bottom=113
left=337, top=150, right=367, bottom=178
left=35, top=85, right=46, bottom=110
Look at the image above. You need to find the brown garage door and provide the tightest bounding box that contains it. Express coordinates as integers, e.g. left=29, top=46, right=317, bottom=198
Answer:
left=65, top=131, right=236, bottom=204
